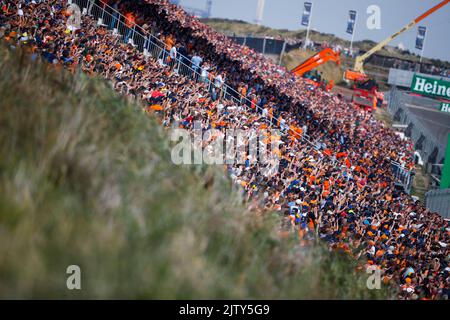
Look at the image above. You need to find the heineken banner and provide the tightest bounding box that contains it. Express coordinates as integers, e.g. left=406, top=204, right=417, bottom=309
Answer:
left=415, top=26, right=427, bottom=50
left=301, top=2, right=312, bottom=27
left=346, top=10, right=357, bottom=35
left=441, top=102, right=450, bottom=114
left=411, top=74, right=450, bottom=100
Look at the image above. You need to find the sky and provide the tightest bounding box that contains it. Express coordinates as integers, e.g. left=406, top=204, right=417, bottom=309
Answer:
left=177, top=0, right=450, bottom=62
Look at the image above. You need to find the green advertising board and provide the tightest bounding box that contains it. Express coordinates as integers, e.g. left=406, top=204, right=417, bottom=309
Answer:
left=441, top=134, right=450, bottom=189
left=411, top=74, right=450, bottom=100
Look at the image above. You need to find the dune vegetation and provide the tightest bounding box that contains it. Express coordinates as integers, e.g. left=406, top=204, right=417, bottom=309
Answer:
left=0, top=45, right=394, bottom=299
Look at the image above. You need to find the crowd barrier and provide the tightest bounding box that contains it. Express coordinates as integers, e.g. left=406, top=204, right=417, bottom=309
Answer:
left=390, top=160, right=413, bottom=194
left=68, top=0, right=415, bottom=190
left=71, top=0, right=260, bottom=111
left=425, top=188, right=450, bottom=218
left=69, top=0, right=323, bottom=148
left=387, top=87, right=446, bottom=176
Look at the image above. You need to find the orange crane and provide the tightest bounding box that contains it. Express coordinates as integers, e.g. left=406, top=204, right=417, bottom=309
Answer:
left=345, top=0, right=450, bottom=110
left=291, top=47, right=340, bottom=77
left=291, top=48, right=340, bottom=91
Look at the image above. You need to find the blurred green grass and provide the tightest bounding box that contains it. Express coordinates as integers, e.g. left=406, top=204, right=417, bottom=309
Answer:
left=0, top=45, right=395, bottom=299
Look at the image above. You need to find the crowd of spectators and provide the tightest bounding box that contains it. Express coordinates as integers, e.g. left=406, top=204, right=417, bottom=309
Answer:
left=1, top=0, right=448, bottom=299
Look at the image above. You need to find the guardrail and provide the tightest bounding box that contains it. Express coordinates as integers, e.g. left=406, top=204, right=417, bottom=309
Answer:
left=67, top=0, right=416, bottom=189
left=69, top=0, right=323, bottom=151
left=228, top=35, right=288, bottom=65
left=72, top=0, right=247, bottom=106
left=425, top=188, right=450, bottom=218
left=387, top=87, right=446, bottom=173
left=74, top=0, right=391, bottom=164
left=390, top=160, right=413, bottom=193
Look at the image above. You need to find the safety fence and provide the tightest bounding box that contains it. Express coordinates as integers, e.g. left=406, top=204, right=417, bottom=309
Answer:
left=387, top=87, right=446, bottom=174
left=390, top=160, right=413, bottom=194
left=72, top=0, right=246, bottom=105
left=425, top=188, right=450, bottom=218
left=228, top=36, right=288, bottom=60
left=69, top=0, right=322, bottom=149
left=67, top=0, right=414, bottom=190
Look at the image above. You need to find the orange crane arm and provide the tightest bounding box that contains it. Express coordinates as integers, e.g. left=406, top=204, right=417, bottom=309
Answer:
left=415, top=0, right=449, bottom=23
left=352, top=0, right=449, bottom=74
left=291, top=48, right=336, bottom=73
left=291, top=48, right=340, bottom=76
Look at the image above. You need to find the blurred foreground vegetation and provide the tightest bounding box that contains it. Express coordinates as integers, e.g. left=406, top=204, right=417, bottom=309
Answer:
left=0, top=45, right=394, bottom=299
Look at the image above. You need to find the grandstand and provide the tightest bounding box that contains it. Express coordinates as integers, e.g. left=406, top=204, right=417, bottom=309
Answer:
left=0, top=0, right=448, bottom=300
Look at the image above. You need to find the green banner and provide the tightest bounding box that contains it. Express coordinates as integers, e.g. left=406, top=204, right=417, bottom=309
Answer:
left=441, top=134, right=450, bottom=189
left=411, top=74, right=450, bottom=100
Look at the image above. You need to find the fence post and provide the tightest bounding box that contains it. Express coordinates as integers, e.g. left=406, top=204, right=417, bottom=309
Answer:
left=175, top=57, right=181, bottom=73
left=87, top=0, right=94, bottom=15
left=143, top=36, right=149, bottom=56
left=113, top=13, right=120, bottom=35
left=127, top=25, right=135, bottom=46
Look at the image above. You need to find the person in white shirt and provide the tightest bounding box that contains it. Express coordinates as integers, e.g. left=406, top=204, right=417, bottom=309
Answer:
left=262, top=107, right=268, bottom=118
left=201, top=63, right=210, bottom=83
left=169, top=45, right=177, bottom=68
left=214, top=73, right=224, bottom=88
left=169, top=45, right=177, bottom=61
left=17, top=4, right=24, bottom=23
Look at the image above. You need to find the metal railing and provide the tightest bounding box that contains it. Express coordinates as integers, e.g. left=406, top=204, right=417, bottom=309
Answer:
left=72, top=0, right=256, bottom=108
left=390, top=160, right=413, bottom=193
left=387, top=87, right=446, bottom=171
left=425, top=188, right=450, bottom=218
left=68, top=0, right=417, bottom=182
left=65, top=1, right=419, bottom=189
left=69, top=0, right=324, bottom=150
